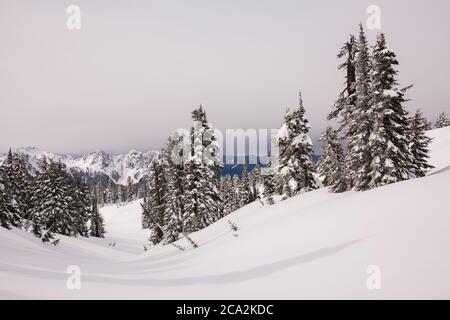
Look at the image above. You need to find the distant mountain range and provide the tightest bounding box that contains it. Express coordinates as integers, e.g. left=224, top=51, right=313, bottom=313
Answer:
left=0, top=147, right=159, bottom=185
left=0, top=148, right=321, bottom=182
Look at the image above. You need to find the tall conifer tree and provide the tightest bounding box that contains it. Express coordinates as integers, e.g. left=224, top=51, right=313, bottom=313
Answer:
left=409, top=109, right=434, bottom=177
left=367, top=33, right=414, bottom=188
left=276, top=92, right=317, bottom=197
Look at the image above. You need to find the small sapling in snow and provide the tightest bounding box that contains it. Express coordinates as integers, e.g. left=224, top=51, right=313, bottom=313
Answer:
left=228, top=220, right=239, bottom=237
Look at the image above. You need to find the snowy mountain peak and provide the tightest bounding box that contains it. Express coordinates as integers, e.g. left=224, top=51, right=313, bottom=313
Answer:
left=79, top=149, right=113, bottom=170
left=0, top=147, right=159, bottom=185
left=17, top=146, right=41, bottom=154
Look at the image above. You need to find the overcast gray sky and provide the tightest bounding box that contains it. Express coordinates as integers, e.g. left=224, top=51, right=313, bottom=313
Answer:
left=1, top=0, right=449, bottom=154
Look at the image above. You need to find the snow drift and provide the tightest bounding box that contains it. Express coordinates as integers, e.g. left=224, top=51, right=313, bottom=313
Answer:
left=1, top=127, right=450, bottom=299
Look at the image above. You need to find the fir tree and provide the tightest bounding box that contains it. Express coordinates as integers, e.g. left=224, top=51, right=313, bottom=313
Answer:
left=435, top=111, right=450, bottom=128
left=12, top=153, right=31, bottom=221
left=183, top=106, right=222, bottom=233
left=95, top=181, right=105, bottom=206
left=276, top=92, right=317, bottom=197
left=228, top=219, right=239, bottom=237
left=317, top=127, right=347, bottom=193
left=0, top=167, right=12, bottom=229
left=126, top=176, right=134, bottom=202
left=183, top=150, right=215, bottom=232
left=73, top=177, right=91, bottom=237
left=250, top=164, right=261, bottom=202
left=409, top=109, right=434, bottom=177
left=2, top=150, right=27, bottom=227
left=137, top=183, right=147, bottom=199
left=328, top=34, right=357, bottom=134
left=141, top=156, right=167, bottom=245
left=89, top=197, right=105, bottom=238
left=262, top=165, right=276, bottom=206
left=238, top=163, right=252, bottom=207
left=141, top=194, right=150, bottom=229
left=118, top=184, right=127, bottom=203
left=191, top=105, right=222, bottom=171
left=231, top=175, right=241, bottom=211
left=30, top=160, right=79, bottom=242
left=162, top=136, right=185, bottom=244
left=367, top=33, right=414, bottom=189
left=104, top=179, right=117, bottom=204
left=220, top=175, right=234, bottom=216
left=348, top=24, right=373, bottom=191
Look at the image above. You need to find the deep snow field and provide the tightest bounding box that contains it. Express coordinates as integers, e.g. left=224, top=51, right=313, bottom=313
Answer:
left=1, top=127, right=450, bottom=299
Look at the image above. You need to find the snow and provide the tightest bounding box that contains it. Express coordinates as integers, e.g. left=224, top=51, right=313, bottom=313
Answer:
left=383, top=89, right=398, bottom=98
left=292, top=133, right=312, bottom=146
left=427, top=127, right=450, bottom=174
left=1, top=127, right=450, bottom=299
left=277, top=124, right=289, bottom=139
left=100, top=201, right=150, bottom=253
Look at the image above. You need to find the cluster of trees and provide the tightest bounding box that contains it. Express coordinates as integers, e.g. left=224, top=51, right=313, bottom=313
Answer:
left=258, top=25, right=443, bottom=205
left=220, top=164, right=261, bottom=215
left=317, top=25, right=436, bottom=192
left=435, top=111, right=450, bottom=129
left=0, top=150, right=105, bottom=243
left=141, top=106, right=262, bottom=245
left=94, top=176, right=146, bottom=206
left=2, top=23, right=447, bottom=246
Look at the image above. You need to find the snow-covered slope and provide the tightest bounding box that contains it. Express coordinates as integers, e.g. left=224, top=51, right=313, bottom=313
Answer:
left=0, top=148, right=158, bottom=185
left=427, top=126, right=450, bottom=174
left=0, top=127, right=450, bottom=299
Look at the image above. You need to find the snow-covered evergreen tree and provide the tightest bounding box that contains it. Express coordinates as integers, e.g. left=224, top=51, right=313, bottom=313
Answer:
left=162, top=135, right=185, bottom=244
left=231, top=175, right=241, bottom=211
left=137, top=183, right=147, bottom=199
left=89, top=197, right=105, bottom=238
left=347, top=24, right=373, bottom=191
left=276, top=92, right=317, bottom=197
left=73, top=177, right=91, bottom=237
left=95, top=181, right=105, bottom=206
left=2, top=150, right=29, bottom=227
left=366, top=33, right=414, bottom=189
left=141, top=194, right=149, bottom=229
left=118, top=185, right=127, bottom=203
left=317, top=127, right=347, bottom=193
left=104, top=179, right=117, bottom=204
left=183, top=106, right=222, bottom=233
left=220, top=175, right=237, bottom=217
left=141, top=156, right=167, bottom=245
left=250, top=164, right=261, bottom=202
left=193, top=105, right=222, bottom=173
left=30, top=160, right=85, bottom=242
left=126, top=176, right=134, bottom=202
left=262, top=164, right=276, bottom=205
left=435, top=111, right=450, bottom=128
left=238, top=163, right=252, bottom=207
left=409, top=109, right=434, bottom=177
left=328, top=34, right=357, bottom=134
left=0, top=166, right=13, bottom=229
left=183, top=146, right=216, bottom=232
